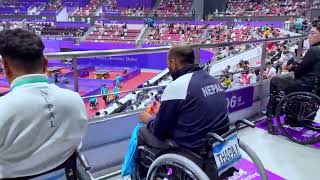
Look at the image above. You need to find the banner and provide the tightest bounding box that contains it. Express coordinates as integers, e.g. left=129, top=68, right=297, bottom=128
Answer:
left=226, top=86, right=254, bottom=113
left=77, top=52, right=168, bottom=70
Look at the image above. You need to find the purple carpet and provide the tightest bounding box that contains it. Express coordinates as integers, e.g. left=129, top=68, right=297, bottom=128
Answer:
left=232, top=158, right=285, bottom=180
left=256, top=118, right=320, bottom=148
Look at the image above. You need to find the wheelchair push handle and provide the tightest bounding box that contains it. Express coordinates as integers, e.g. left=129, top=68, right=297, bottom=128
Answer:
left=76, top=151, right=91, bottom=171
left=236, top=119, right=255, bottom=128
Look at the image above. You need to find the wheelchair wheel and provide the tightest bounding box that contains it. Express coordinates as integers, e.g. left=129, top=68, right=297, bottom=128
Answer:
left=239, top=140, right=268, bottom=180
left=146, top=153, right=210, bottom=180
left=276, top=92, right=320, bottom=145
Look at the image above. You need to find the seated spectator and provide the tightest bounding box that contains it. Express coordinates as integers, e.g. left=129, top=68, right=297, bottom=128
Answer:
left=222, top=74, right=232, bottom=88
left=229, top=73, right=242, bottom=89
left=264, top=62, right=277, bottom=79
left=267, top=20, right=320, bottom=121
left=0, top=29, right=87, bottom=179
left=240, top=71, right=250, bottom=84
left=248, top=70, right=258, bottom=84
left=89, top=96, right=98, bottom=109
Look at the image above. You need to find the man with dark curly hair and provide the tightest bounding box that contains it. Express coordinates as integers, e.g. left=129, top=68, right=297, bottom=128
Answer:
left=0, top=29, right=88, bottom=179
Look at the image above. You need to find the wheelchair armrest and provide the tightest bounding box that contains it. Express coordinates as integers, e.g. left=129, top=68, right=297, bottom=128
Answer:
left=76, top=150, right=91, bottom=171
left=235, top=119, right=255, bottom=128
left=207, top=132, right=225, bottom=143
left=164, top=139, right=179, bottom=148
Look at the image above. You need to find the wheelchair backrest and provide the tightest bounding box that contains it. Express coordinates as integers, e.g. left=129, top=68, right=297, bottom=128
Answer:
left=314, top=77, right=320, bottom=95
left=26, top=153, right=78, bottom=180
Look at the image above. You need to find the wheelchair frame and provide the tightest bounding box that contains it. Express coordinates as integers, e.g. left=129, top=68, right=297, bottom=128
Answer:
left=134, top=119, right=268, bottom=180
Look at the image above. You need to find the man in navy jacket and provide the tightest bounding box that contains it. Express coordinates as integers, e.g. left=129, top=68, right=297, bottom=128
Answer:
left=139, top=45, right=229, bottom=152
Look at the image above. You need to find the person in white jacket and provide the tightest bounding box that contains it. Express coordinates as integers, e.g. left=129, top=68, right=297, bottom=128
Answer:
left=0, top=29, right=88, bottom=179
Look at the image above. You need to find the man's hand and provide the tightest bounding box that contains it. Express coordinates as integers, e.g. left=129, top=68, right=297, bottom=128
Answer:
left=139, top=111, right=154, bottom=124
left=153, top=101, right=161, bottom=114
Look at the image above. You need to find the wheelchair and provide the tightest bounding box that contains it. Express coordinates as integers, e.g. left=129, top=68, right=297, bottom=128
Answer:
left=267, top=79, right=320, bottom=145
left=12, top=151, right=93, bottom=180
left=133, top=119, right=267, bottom=180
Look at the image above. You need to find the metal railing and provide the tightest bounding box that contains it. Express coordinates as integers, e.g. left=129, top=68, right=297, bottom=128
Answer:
left=82, top=84, right=166, bottom=99
left=44, top=35, right=307, bottom=93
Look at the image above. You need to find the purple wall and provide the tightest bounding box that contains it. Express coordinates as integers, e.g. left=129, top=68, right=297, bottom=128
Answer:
left=62, top=0, right=87, bottom=7
left=155, top=20, right=227, bottom=25
left=123, top=68, right=140, bottom=81
left=141, top=44, right=163, bottom=48
left=97, top=19, right=145, bottom=24
left=43, top=40, right=136, bottom=52
left=200, top=49, right=214, bottom=63
left=79, top=78, right=115, bottom=89
left=55, top=22, right=91, bottom=28
left=72, top=42, right=136, bottom=51
left=237, top=21, right=284, bottom=28
left=117, top=0, right=155, bottom=8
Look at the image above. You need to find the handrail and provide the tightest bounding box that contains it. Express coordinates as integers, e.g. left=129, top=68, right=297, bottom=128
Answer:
left=82, top=84, right=166, bottom=99
left=210, top=44, right=261, bottom=66
left=45, top=35, right=307, bottom=59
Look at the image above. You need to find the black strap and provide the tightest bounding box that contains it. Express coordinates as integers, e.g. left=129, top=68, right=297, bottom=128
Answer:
left=3, top=153, right=78, bottom=180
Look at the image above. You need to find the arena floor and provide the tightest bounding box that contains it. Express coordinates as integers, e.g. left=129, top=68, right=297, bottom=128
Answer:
left=85, top=72, right=157, bottom=117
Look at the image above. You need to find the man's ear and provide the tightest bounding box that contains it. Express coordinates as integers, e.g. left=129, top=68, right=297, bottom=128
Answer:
left=42, top=58, right=48, bottom=74
left=3, top=59, right=11, bottom=77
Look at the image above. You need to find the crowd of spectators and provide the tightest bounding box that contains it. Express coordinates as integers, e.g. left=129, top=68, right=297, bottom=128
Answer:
left=26, top=22, right=87, bottom=37
left=214, top=39, right=301, bottom=90
left=120, top=6, right=151, bottom=16
left=224, top=0, right=308, bottom=16
left=0, top=21, right=23, bottom=31
left=104, top=0, right=117, bottom=10
left=145, top=23, right=283, bottom=45
left=153, top=0, right=193, bottom=17
left=215, top=60, right=259, bottom=90
left=44, top=0, right=62, bottom=11
left=0, top=21, right=87, bottom=37
left=73, top=0, right=101, bottom=16
left=87, top=23, right=140, bottom=42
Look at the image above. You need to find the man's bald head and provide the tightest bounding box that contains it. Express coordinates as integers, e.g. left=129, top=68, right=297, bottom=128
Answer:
left=168, top=46, right=195, bottom=65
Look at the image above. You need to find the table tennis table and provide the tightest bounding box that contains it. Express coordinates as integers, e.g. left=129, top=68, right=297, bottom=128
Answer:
left=95, top=70, right=110, bottom=79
